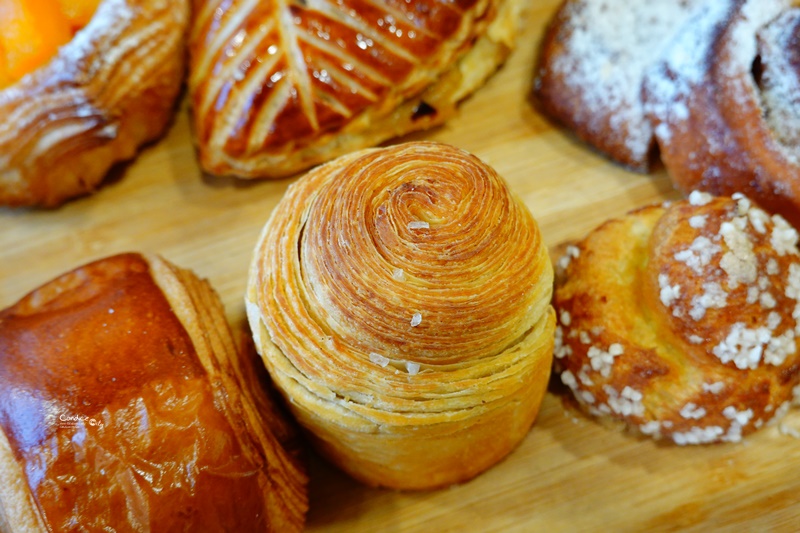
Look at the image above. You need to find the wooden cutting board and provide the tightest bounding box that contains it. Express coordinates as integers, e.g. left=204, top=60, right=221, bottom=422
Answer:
left=2, top=0, right=799, bottom=530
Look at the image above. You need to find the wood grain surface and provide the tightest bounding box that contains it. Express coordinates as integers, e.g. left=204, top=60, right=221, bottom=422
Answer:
left=2, top=0, right=799, bottom=531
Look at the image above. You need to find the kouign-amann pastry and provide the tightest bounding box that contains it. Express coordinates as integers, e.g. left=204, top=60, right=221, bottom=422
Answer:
left=246, top=141, right=554, bottom=489
left=0, top=253, right=307, bottom=531
left=554, top=192, right=800, bottom=445
left=535, top=0, right=800, bottom=227
left=645, top=0, right=800, bottom=227
left=189, top=0, right=522, bottom=179
left=0, top=0, right=189, bottom=207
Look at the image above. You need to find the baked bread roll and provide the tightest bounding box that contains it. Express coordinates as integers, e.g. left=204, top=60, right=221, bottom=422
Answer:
left=0, top=0, right=189, bottom=207
left=553, top=192, right=800, bottom=444
left=189, top=0, right=522, bottom=179
left=0, top=253, right=307, bottom=531
left=246, top=141, right=554, bottom=489
left=535, top=0, right=800, bottom=226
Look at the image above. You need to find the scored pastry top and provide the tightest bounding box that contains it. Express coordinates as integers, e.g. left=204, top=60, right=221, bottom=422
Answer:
left=189, top=0, right=519, bottom=178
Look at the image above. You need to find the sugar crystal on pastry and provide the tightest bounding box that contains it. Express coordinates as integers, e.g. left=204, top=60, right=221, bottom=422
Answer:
left=554, top=191, right=800, bottom=445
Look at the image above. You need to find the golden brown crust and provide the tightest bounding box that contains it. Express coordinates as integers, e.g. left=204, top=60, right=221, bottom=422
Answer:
left=188, top=0, right=521, bottom=179
left=0, top=253, right=307, bottom=531
left=645, top=1, right=800, bottom=228
left=246, top=141, right=554, bottom=489
left=0, top=0, right=189, bottom=208
left=553, top=192, right=800, bottom=445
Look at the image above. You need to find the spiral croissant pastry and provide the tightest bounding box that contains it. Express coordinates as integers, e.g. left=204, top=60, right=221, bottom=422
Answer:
left=189, top=0, right=521, bottom=179
left=645, top=0, right=800, bottom=227
left=554, top=192, right=800, bottom=445
left=0, top=0, right=188, bottom=207
left=0, top=253, right=307, bottom=531
left=246, top=141, right=554, bottom=489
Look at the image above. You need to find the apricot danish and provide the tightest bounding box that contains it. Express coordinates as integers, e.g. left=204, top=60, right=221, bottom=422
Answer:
left=554, top=192, right=800, bottom=444
left=246, top=141, right=554, bottom=489
left=0, top=0, right=189, bottom=207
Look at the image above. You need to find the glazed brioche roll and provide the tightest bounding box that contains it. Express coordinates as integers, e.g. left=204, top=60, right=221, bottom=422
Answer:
left=554, top=192, right=800, bottom=445
left=0, top=0, right=189, bottom=207
left=0, top=253, right=307, bottom=531
left=246, top=141, right=554, bottom=489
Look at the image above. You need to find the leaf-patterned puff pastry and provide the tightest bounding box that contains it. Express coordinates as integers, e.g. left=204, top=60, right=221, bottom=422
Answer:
left=189, top=0, right=522, bottom=178
left=0, top=0, right=189, bottom=207
left=554, top=192, right=800, bottom=445
left=246, top=141, right=554, bottom=489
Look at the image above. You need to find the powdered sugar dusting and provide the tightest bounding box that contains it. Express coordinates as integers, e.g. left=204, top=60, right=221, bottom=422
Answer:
left=548, top=0, right=704, bottom=164
left=757, top=9, right=800, bottom=161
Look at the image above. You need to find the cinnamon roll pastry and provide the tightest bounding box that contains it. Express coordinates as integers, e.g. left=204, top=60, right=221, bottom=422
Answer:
left=0, top=253, right=307, bottom=531
left=533, top=0, right=704, bottom=171
left=0, top=0, right=189, bottom=207
left=645, top=0, right=800, bottom=228
left=535, top=1, right=800, bottom=226
left=246, top=141, right=555, bottom=489
left=189, top=0, right=522, bottom=179
left=554, top=192, right=800, bottom=445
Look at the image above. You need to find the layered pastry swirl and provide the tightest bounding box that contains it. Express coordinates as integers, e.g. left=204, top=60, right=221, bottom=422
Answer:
left=0, top=0, right=189, bottom=207
left=246, top=141, right=554, bottom=489
left=554, top=192, right=800, bottom=444
left=535, top=0, right=800, bottom=226
left=0, top=253, right=307, bottom=531
left=189, top=0, right=522, bottom=179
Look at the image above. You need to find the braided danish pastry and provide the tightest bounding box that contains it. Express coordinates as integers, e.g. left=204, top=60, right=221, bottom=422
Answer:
left=246, top=141, right=554, bottom=489
left=645, top=0, right=800, bottom=227
left=554, top=192, right=800, bottom=444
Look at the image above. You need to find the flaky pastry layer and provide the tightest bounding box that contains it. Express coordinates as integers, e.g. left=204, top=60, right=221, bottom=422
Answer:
left=246, top=141, right=554, bottom=489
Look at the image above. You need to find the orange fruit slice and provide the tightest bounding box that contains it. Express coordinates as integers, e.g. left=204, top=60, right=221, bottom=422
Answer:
left=0, top=0, right=73, bottom=86
left=59, top=0, right=102, bottom=31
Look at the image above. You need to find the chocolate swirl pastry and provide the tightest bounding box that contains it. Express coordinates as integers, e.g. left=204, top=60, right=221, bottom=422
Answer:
left=0, top=0, right=189, bottom=208
left=189, top=0, right=522, bottom=179
left=0, top=253, right=307, bottom=531
left=246, top=141, right=554, bottom=489
left=554, top=192, right=800, bottom=445
left=535, top=0, right=800, bottom=225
